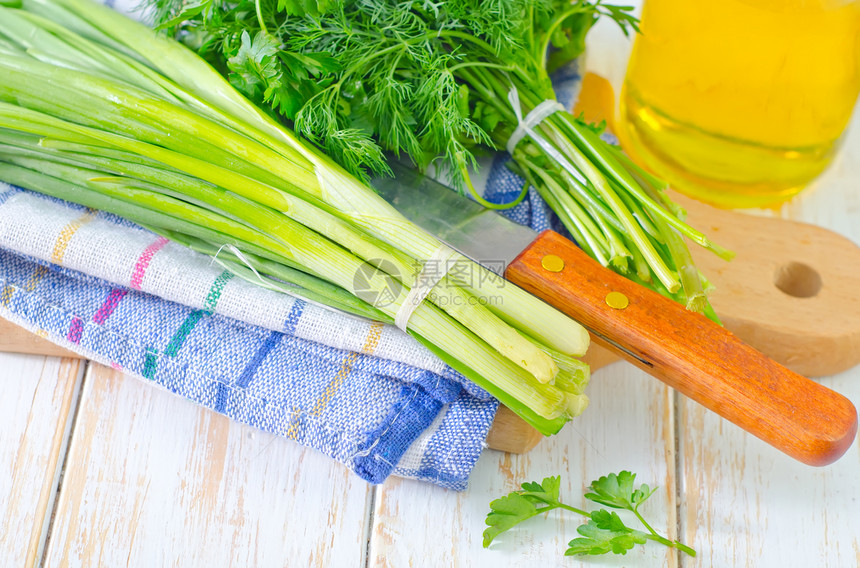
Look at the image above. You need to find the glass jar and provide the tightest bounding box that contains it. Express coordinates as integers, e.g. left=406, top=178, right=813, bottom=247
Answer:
left=617, top=0, right=860, bottom=208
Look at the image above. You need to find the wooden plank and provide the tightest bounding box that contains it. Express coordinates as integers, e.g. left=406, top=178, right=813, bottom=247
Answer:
left=677, top=109, right=860, bottom=566
left=0, top=317, right=81, bottom=359
left=368, top=364, right=682, bottom=568
left=0, top=353, right=83, bottom=568
left=677, top=366, right=860, bottom=567
left=43, top=363, right=373, bottom=568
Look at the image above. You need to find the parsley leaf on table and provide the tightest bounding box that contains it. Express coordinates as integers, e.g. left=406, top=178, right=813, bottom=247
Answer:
left=584, top=470, right=656, bottom=511
left=483, top=471, right=696, bottom=559
left=483, top=475, right=587, bottom=547
left=566, top=510, right=648, bottom=556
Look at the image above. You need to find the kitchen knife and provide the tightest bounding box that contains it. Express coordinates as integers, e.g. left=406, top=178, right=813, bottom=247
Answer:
left=372, top=165, right=858, bottom=466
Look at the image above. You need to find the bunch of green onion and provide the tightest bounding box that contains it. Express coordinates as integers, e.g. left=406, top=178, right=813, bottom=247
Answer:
left=0, top=0, right=593, bottom=434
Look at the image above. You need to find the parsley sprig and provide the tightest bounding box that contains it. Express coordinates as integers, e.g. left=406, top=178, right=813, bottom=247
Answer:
left=484, top=472, right=696, bottom=558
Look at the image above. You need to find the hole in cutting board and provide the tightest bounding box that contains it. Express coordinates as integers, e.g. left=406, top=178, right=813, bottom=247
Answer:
left=774, top=261, right=822, bottom=298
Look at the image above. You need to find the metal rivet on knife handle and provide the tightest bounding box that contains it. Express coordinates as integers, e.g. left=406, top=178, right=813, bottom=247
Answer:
left=541, top=254, right=565, bottom=273
left=605, top=291, right=629, bottom=310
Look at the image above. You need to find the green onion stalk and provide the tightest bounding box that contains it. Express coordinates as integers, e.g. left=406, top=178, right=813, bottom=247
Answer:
left=0, top=0, right=593, bottom=434
left=147, top=0, right=733, bottom=320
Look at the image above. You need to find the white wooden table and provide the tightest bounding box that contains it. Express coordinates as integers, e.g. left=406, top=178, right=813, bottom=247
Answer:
left=2, top=11, right=860, bottom=568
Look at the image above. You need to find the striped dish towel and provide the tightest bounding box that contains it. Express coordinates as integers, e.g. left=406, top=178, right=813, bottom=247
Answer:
left=0, top=0, right=586, bottom=488
left=0, top=183, right=497, bottom=489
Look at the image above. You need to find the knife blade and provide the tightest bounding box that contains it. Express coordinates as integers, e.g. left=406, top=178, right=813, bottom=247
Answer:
left=373, top=166, right=654, bottom=368
left=372, top=164, right=858, bottom=466
left=372, top=166, right=536, bottom=277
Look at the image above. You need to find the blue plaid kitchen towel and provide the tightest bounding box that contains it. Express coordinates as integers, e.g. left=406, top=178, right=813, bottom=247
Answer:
left=0, top=183, right=499, bottom=490
left=0, top=1, right=586, bottom=490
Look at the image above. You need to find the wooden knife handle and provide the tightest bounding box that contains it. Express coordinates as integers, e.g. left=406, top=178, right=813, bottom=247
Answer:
left=506, top=230, right=858, bottom=466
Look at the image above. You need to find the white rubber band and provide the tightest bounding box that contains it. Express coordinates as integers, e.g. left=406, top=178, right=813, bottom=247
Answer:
left=394, top=244, right=457, bottom=332
left=506, top=87, right=588, bottom=186
left=506, top=96, right=565, bottom=154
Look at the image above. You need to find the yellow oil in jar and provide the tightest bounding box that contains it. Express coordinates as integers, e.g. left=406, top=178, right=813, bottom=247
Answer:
left=618, top=0, right=860, bottom=208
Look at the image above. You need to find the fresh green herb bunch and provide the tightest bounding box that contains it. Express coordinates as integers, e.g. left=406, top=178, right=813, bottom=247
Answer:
left=152, top=0, right=733, bottom=319
left=484, top=472, right=696, bottom=557
left=150, top=0, right=628, bottom=182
